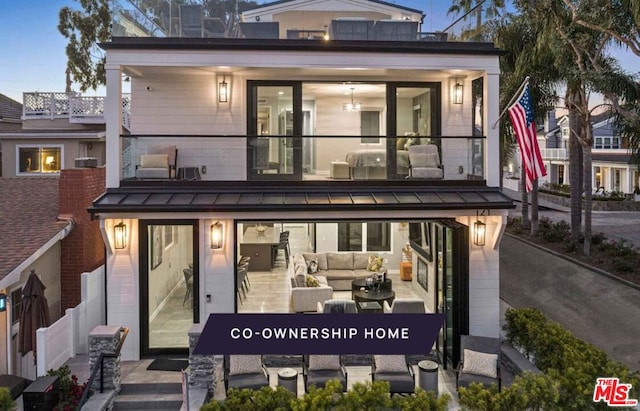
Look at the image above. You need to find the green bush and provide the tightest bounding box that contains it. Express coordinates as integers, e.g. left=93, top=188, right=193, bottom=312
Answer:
left=202, top=380, right=450, bottom=411
left=502, top=308, right=640, bottom=410
left=537, top=217, right=570, bottom=242
left=590, top=232, right=606, bottom=246
left=0, top=387, right=14, bottom=411
left=459, top=372, right=559, bottom=411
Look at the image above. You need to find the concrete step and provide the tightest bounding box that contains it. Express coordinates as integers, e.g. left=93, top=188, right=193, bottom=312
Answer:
left=113, top=382, right=183, bottom=410
left=119, top=382, right=182, bottom=394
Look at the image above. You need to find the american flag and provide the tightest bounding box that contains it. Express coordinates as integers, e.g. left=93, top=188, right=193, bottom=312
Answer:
left=508, top=83, right=546, bottom=192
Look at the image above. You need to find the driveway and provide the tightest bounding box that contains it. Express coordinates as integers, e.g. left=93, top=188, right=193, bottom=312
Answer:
left=500, top=234, right=640, bottom=373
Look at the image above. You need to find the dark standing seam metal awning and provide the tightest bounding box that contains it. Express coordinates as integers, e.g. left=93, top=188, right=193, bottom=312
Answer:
left=88, top=186, right=514, bottom=216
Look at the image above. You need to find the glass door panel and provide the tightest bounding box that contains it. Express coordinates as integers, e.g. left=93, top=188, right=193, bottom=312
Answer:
left=141, top=221, right=198, bottom=356
left=249, top=83, right=301, bottom=179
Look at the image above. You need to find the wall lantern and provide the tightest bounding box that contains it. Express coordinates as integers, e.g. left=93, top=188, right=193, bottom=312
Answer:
left=114, top=221, right=127, bottom=249
left=0, top=293, right=6, bottom=312
left=218, top=76, right=229, bottom=103
left=210, top=221, right=223, bottom=249
left=453, top=80, right=464, bottom=104
left=473, top=220, right=486, bottom=246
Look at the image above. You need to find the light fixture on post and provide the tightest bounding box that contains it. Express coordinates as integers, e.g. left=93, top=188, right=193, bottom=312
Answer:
left=473, top=219, right=486, bottom=246
left=114, top=221, right=127, bottom=249
left=453, top=79, right=464, bottom=105
left=218, top=75, right=229, bottom=103
left=210, top=221, right=223, bottom=249
left=343, top=88, right=361, bottom=112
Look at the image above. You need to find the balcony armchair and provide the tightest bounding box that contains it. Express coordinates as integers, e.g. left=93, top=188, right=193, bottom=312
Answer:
left=303, top=355, right=348, bottom=391
left=372, top=355, right=415, bottom=395
left=407, top=144, right=443, bottom=179
left=456, top=335, right=502, bottom=391
left=316, top=299, right=357, bottom=314
left=135, top=145, right=177, bottom=179
left=223, top=355, right=270, bottom=392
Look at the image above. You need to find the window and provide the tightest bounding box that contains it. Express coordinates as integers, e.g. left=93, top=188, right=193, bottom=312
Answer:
left=594, top=136, right=620, bottom=149
left=11, top=289, right=22, bottom=325
left=17, top=145, right=62, bottom=174
left=338, top=222, right=390, bottom=252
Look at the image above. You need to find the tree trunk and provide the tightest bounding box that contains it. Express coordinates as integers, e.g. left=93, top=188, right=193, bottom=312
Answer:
left=521, top=165, right=529, bottom=228
left=582, top=118, right=594, bottom=256
left=531, top=178, right=539, bottom=236
left=567, top=87, right=583, bottom=241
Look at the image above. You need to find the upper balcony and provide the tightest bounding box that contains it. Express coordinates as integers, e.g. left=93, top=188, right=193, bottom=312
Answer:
left=22, top=92, right=132, bottom=129
left=110, top=0, right=460, bottom=42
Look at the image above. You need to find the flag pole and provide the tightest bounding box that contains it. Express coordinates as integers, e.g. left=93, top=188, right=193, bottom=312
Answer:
left=491, top=76, right=530, bottom=129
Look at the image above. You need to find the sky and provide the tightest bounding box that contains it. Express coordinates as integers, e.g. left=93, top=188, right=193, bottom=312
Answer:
left=0, top=0, right=638, bottom=104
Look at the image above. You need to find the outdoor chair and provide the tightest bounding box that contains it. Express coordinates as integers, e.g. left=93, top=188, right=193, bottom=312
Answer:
left=456, top=335, right=501, bottom=391
left=303, top=355, right=347, bottom=392
left=135, top=145, right=177, bottom=179
left=372, top=355, right=415, bottom=395
left=383, top=298, right=426, bottom=313
left=223, top=355, right=270, bottom=392
left=407, top=144, right=443, bottom=179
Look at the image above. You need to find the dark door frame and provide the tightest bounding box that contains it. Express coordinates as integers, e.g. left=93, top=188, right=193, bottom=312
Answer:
left=139, top=219, right=200, bottom=357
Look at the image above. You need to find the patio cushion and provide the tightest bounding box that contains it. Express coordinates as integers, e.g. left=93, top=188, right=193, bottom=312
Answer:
left=374, top=355, right=408, bottom=373
left=308, top=355, right=341, bottom=371
left=140, top=154, right=169, bottom=168
left=462, top=349, right=498, bottom=378
left=229, top=355, right=263, bottom=376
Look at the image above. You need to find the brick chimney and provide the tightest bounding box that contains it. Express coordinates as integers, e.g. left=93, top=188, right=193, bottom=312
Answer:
left=59, top=167, right=106, bottom=311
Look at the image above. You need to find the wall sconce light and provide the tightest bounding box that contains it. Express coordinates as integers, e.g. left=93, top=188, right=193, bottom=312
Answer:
left=210, top=221, right=223, bottom=249
left=453, top=80, right=464, bottom=104
left=114, top=221, right=127, bottom=249
left=218, top=76, right=229, bottom=103
left=473, top=220, right=486, bottom=246
left=0, top=293, right=6, bottom=312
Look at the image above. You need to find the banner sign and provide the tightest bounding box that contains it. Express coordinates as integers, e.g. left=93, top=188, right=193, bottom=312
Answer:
left=193, top=313, right=445, bottom=355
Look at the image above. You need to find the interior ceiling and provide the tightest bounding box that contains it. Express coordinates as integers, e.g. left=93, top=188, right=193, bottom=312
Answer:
left=125, top=66, right=480, bottom=97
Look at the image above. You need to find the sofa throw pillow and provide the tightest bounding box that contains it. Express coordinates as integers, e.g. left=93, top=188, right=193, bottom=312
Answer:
left=307, top=258, right=319, bottom=274
left=306, top=274, right=320, bottom=287
left=462, top=349, right=498, bottom=379
left=374, top=355, right=408, bottom=373
left=367, top=255, right=383, bottom=272
left=229, top=355, right=263, bottom=376
left=308, top=355, right=341, bottom=371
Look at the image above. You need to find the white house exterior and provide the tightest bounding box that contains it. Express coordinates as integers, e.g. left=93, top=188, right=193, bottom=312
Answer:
left=90, top=0, right=513, bottom=368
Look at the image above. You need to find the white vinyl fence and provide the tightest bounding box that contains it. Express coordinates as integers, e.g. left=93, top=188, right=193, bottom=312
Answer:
left=36, top=266, right=105, bottom=376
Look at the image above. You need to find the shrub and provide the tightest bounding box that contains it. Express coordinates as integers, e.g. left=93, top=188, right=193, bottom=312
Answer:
left=47, top=365, right=87, bottom=411
left=0, top=387, right=14, bottom=411
left=563, top=240, right=577, bottom=253
left=538, top=218, right=570, bottom=242
left=203, top=380, right=450, bottom=411
left=590, top=232, right=607, bottom=246
left=502, top=308, right=640, bottom=410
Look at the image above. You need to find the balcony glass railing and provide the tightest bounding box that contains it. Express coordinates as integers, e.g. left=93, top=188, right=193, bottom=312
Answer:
left=122, top=135, right=485, bottom=183
left=110, top=0, right=455, bottom=41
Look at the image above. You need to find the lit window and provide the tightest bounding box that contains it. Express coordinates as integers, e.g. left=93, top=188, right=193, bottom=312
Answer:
left=17, top=146, right=62, bottom=174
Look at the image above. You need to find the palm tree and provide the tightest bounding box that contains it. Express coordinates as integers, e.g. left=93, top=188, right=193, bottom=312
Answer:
left=447, top=0, right=506, bottom=40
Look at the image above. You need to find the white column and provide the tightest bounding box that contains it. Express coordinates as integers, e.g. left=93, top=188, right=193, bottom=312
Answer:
left=485, top=72, right=500, bottom=187
left=105, top=66, right=123, bottom=188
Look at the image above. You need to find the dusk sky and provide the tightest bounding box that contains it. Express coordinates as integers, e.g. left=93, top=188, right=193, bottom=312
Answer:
left=0, top=0, right=637, bottom=103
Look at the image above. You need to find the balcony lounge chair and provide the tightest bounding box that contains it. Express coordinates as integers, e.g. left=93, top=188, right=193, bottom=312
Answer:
left=223, top=355, right=270, bottom=392
left=372, top=355, right=415, bottom=395
left=456, top=335, right=501, bottom=391
left=407, top=144, right=443, bottom=179
left=383, top=298, right=426, bottom=313
left=303, top=355, right=347, bottom=392
left=316, top=299, right=357, bottom=314
left=135, top=145, right=177, bottom=179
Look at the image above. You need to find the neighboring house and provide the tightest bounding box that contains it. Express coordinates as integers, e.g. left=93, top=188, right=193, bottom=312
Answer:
left=0, top=94, right=24, bottom=176
left=507, top=111, right=639, bottom=194
left=88, top=0, right=512, bottom=368
left=0, top=168, right=105, bottom=380
left=0, top=91, right=121, bottom=178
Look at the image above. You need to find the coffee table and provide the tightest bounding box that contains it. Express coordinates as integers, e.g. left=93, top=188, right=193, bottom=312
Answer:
left=352, top=289, right=395, bottom=313
left=351, top=278, right=392, bottom=299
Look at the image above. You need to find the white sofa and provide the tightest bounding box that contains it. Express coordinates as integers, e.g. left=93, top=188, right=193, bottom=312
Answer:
left=290, top=252, right=387, bottom=291
left=290, top=254, right=334, bottom=312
